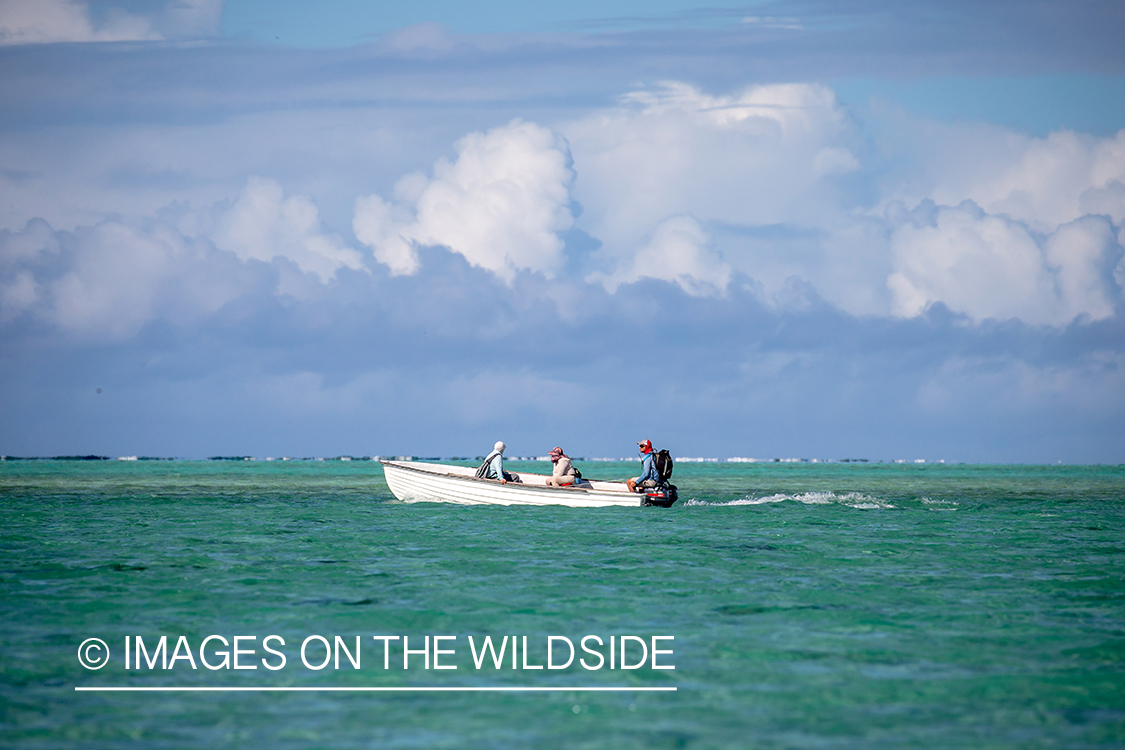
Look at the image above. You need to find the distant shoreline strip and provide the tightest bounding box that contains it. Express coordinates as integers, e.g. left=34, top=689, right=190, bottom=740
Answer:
left=76, top=686, right=676, bottom=692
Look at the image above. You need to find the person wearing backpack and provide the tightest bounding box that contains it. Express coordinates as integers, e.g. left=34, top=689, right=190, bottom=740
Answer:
left=627, top=439, right=660, bottom=493
left=475, top=441, right=519, bottom=484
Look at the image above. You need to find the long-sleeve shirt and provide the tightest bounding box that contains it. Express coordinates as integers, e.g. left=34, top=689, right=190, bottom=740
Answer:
left=552, top=456, right=576, bottom=480
left=483, top=450, right=504, bottom=480
left=634, top=452, right=658, bottom=484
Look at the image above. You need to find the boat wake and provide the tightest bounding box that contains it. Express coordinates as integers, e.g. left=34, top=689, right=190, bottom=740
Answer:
left=685, top=491, right=894, bottom=509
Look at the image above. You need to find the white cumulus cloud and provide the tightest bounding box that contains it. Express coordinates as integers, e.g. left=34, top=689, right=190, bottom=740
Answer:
left=887, top=202, right=1121, bottom=325
left=0, top=178, right=368, bottom=341
left=877, top=123, right=1125, bottom=326
left=930, top=129, right=1125, bottom=235
left=594, top=215, right=731, bottom=296
left=0, top=218, right=251, bottom=340
left=354, top=119, right=576, bottom=283
left=565, top=81, right=860, bottom=296
left=213, top=177, right=365, bottom=284
left=559, top=82, right=1125, bottom=323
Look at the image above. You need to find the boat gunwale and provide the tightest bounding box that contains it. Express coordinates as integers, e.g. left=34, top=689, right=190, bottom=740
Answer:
left=379, top=459, right=637, bottom=499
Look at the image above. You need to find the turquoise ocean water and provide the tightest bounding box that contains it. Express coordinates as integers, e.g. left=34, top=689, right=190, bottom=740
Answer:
left=2, top=460, right=1123, bottom=748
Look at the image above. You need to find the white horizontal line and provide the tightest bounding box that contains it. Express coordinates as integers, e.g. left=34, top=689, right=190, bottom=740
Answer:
left=76, top=686, right=676, bottom=692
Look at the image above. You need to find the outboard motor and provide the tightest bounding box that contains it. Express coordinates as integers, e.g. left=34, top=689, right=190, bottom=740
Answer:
left=642, top=483, right=677, bottom=508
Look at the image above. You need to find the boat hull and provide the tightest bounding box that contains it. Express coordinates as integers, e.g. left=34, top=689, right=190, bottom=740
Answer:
left=381, top=460, right=647, bottom=507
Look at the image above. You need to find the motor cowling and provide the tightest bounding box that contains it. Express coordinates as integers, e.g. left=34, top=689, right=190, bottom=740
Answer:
left=642, top=484, right=677, bottom=507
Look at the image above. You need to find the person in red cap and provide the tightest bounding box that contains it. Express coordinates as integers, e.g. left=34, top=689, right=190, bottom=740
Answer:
left=627, top=439, right=659, bottom=493
left=545, top=446, right=577, bottom=487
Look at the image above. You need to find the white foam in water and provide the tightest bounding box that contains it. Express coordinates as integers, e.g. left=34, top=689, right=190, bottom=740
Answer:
left=686, top=491, right=894, bottom=509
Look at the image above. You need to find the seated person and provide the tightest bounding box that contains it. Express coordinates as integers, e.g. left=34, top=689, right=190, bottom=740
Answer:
left=546, top=446, right=577, bottom=487
left=626, top=439, right=659, bottom=493
left=478, top=441, right=519, bottom=484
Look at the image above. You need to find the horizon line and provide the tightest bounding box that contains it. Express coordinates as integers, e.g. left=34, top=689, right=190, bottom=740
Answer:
left=76, top=685, right=677, bottom=692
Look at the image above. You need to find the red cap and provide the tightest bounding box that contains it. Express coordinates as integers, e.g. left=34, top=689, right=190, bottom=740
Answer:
left=637, top=439, right=652, bottom=452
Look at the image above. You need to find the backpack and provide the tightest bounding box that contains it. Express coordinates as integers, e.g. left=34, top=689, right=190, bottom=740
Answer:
left=475, top=452, right=498, bottom=479
left=652, top=449, right=673, bottom=482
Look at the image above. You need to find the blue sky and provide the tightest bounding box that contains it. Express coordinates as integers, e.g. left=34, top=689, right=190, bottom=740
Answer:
left=220, top=0, right=772, bottom=39
left=1, top=0, right=1124, bottom=461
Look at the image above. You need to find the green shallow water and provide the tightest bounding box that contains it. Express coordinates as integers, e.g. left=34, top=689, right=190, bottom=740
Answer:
left=2, top=460, right=1124, bottom=748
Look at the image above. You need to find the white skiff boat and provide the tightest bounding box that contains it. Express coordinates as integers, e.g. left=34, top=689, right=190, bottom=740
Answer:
left=381, top=459, right=659, bottom=507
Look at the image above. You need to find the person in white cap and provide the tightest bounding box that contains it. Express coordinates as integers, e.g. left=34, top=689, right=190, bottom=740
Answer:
left=477, top=441, right=517, bottom=484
